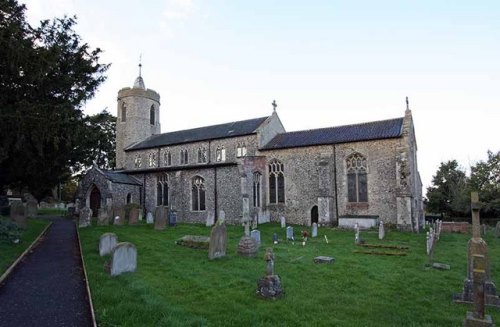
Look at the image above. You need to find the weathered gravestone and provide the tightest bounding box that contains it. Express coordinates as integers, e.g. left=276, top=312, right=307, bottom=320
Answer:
left=314, top=256, right=335, bottom=264
left=219, top=209, right=225, bottom=222
left=79, top=207, right=92, bottom=228
left=168, top=210, right=177, bottom=226
left=154, top=206, right=167, bottom=231
left=176, top=235, right=210, bottom=249
left=286, top=226, right=294, bottom=240
left=256, top=248, right=283, bottom=299
left=354, top=223, right=361, bottom=244
left=251, top=216, right=258, bottom=230
left=146, top=211, right=154, bottom=224
left=97, top=208, right=110, bottom=226
left=251, top=229, right=261, bottom=246
left=109, top=242, right=137, bottom=277
left=113, top=207, right=125, bottom=226
left=463, top=254, right=494, bottom=326
left=138, top=210, right=143, bottom=221
left=454, top=192, right=500, bottom=308
left=25, top=199, right=38, bottom=218
left=208, top=221, right=227, bottom=260
left=99, top=233, right=118, bottom=256
left=128, top=207, right=139, bottom=225
left=205, top=212, right=215, bottom=227
left=280, top=216, right=286, bottom=228
left=378, top=221, right=385, bottom=240
left=312, top=222, right=318, bottom=238
left=237, top=235, right=258, bottom=257
left=10, top=200, right=26, bottom=229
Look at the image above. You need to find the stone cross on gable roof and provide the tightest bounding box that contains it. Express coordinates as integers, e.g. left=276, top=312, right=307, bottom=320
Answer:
left=272, top=100, right=277, bottom=112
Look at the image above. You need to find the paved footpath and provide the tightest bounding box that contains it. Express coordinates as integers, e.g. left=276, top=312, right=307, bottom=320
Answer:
left=0, top=218, right=92, bottom=327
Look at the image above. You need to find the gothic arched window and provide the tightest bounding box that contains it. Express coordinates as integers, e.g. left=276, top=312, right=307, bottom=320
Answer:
left=268, top=160, right=285, bottom=204
left=191, top=176, right=206, bottom=211
left=164, top=151, right=171, bottom=166
left=216, top=146, right=226, bottom=162
left=150, top=105, right=155, bottom=125
left=157, top=174, right=169, bottom=206
left=346, top=153, right=368, bottom=203
left=149, top=152, right=156, bottom=167
left=253, top=171, right=261, bottom=207
left=134, top=155, right=142, bottom=168
left=198, top=147, right=207, bottom=163
left=121, top=103, right=126, bottom=122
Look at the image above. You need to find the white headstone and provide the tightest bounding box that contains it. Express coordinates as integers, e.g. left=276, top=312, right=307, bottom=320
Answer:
left=110, top=242, right=137, bottom=276
left=146, top=211, right=154, bottom=224
left=219, top=209, right=225, bottom=222
left=378, top=221, right=385, bottom=240
left=354, top=223, right=360, bottom=244
left=99, top=233, right=118, bottom=256
left=138, top=210, right=143, bottom=221
left=312, top=223, right=318, bottom=238
left=286, top=226, right=294, bottom=240
left=280, top=216, right=286, bottom=228
left=206, top=212, right=215, bottom=227
left=250, top=229, right=261, bottom=246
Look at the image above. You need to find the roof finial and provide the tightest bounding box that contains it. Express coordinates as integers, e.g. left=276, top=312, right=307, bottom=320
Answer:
left=405, top=96, right=409, bottom=111
left=139, top=53, right=142, bottom=77
left=272, top=100, right=277, bottom=112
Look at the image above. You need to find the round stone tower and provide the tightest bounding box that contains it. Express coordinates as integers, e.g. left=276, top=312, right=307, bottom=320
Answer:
left=115, top=71, right=161, bottom=169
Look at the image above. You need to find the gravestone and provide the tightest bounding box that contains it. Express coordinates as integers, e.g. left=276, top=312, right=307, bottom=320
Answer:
left=237, top=236, right=258, bottom=257
left=273, top=233, right=278, bottom=244
left=97, top=208, right=109, bottom=226
left=79, top=207, right=92, bottom=228
left=146, top=211, right=153, bottom=224
left=454, top=192, right=500, bottom=308
left=154, top=206, right=167, bottom=231
left=109, top=242, right=137, bottom=277
left=280, top=216, right=286, bottom=228
left=378, top=221, right=385, bottom=240
left=129, top=207, right=139, bottom=225
left=113, top=207, right=125, bottom=226
left=250, top=229, right=261, bottom=246
left=25, top=199, right=38, bottom=218
left=138, top=211, right=143, bottom=221
left=205, top=213, right=215, bottom=227
left=169, top=210, right=177, bottom=226
left=99, top=233, right=118, bottom=256
left=463, top=254, right=494, bottom=326
left=314, top=256, right=335, bottom=264
left=10, top=200, right=26, bottom=229
left=256, top=248, right=283, bottom=299
left=354, top=223, right=360, bottom=244
left=482, top=223, right=488, bottom=237
left=219, top=209, right=225, bottom=222
left=312, top=222, right=318, bottom=238
left=286, top=226, right=294, bottom=240
left=208, top=221, right=227, bottom=260
left=251, top=216, right=258, bottom=230
left=176, top=235, right=210, bottom=249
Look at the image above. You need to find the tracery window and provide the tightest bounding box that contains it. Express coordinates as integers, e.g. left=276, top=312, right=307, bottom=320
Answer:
left=134, top=155, right=142, bottom=168
left=191, top=176, right=206, bottom=211
left=216, top=146, right=226, bottom=162
left=180, top=149, right=189, bottom=165
left=237, top=143, right=247, bottom=157
left=268, top=160, right=285, bottom=204
left=346, top=153, right=368, bottom=203
left=150, top=105, right=155, bottom=125
left=253, top=172, right=261, bottom=207
left=121, top=103, right=126, bottom=122
left=157, top=174, right=169, bottom=206
left=198, top=147, right=207, bottom=163
left=149, top=152, right=156, bottom=167
left=164, top=151, right=172, bottom=166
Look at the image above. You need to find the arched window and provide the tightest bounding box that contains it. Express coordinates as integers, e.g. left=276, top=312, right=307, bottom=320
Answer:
left=180, top=149, right=188, bottom=165
left=157, top=174, right=169, bottom=206
left=216, top=146, right=226, bottom=162
left=121, top=103, right=126, bottom=122
left=126, top=193, right=132, bottom=204
left=237, top=143, right=247, bottom=157
left=150, top=105, right=155, bottom=125
left=198, top=147, right=207, bottom=163
left=253, top=172, right=261, bottom=207
left=346, top=153, right=368, bottom=203
left=134, top=155, right=142, bottom=168
left=191, top=176, right=206, bottom=211
left=149, top=152, right=156, bottom=167
left=164, top=151, right=171, bottom=166
left=268, top=160, right=285, bottom=204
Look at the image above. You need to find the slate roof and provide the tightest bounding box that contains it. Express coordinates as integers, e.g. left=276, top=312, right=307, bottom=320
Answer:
left=102, top=170, right=142, bottom=185
left=261, top=117, right=404, bottom=150
left=126, top=116, right=269, bottom=151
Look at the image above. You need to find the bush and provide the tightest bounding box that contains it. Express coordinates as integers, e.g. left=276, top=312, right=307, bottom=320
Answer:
left=0, top=218, right=21, bottom=244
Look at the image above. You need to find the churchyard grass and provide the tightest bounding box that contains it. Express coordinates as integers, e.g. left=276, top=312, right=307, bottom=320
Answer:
left=79, top=223, right=500, bottom=326
left=0, top=218, right=49, bottom=275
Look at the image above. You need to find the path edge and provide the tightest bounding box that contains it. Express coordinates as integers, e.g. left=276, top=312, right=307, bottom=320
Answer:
left=0, top=221, right=53, bottom=285
left=76, top=225, right=98, bottom=327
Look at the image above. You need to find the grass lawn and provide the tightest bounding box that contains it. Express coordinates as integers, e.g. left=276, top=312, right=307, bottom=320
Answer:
left=79, top=222, right=500, bottom=327
left=0, top=218, right=50, bottom=275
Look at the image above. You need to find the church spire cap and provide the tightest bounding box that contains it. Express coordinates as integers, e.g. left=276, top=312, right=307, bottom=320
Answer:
left=133, top=55, right=145, bottom=89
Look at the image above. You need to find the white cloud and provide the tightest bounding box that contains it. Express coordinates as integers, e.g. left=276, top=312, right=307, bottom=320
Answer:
left=159, top=0, right=198, bottom=39
left=21, top=0, right=77, bottom=25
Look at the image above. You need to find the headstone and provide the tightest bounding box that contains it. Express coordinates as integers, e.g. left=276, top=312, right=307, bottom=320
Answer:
left=99, top=233, right=118, bottom=256
left=113, top=207, right=125, bottom=226
left=272, top=233, right=278, bottom=244
left=129, top=207, right=139, bottom=225
left=219, top=209, right=225, bottom=222
left=280, top=216, right=286, bottom=228
left=169, top=210, right=177, bottom=226
left=237, top=236, right=258, bottom=257
left=39, top=201, right=49, bottom=209
left=312, top=222, right=318, bottom=238
left=286, top=226, right=294, bottom=240
left=251, top=216, right=258, bottom=230
left=208, top=221, right=227, bottom=260
left=482, top=223, right=488, bottom=237
left=432, top=262, right=450, bottom=270
left=354, top=223, right=360, bottom=244
left=79, top=207, right=92, bottom=228
left=154, top=206, right=167, bottom=230
left=109, top=242, right=137, bottom=277
left=97, top=208, right=109, bottom=226
left=176, top=235, right=210, bottom=249
left=250, top=229, right=261, bottom=246
left=25, top=199, right=38, bottom=218
left=314, top=256, right=335, bottom=264
left=256, top=248, right=283, bottom=299
left=138, top=211, right=143, bottom=221
left=378, top=221, right=385, bottom=240
left=463, top=254, right=494, bottom=326
left=205, top=212, right=215, bottom=227
left=146, top=211, right=153, bottom=224
left=10, top=200, right=26, bottom=229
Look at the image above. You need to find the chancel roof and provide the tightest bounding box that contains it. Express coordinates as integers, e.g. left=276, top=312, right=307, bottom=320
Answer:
left=261, top=117, right=404, bottom=150
left=126, top=116, right=269, bottom=151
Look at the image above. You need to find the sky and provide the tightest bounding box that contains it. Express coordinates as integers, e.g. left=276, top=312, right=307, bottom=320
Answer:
left=21, top=0, right=500, bottom=192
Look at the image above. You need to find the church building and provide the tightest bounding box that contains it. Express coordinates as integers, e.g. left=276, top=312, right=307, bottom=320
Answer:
left=76, top=72, right=423, bottom=231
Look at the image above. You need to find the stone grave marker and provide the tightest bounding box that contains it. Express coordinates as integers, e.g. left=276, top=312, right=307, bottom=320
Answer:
left=129, top=207, right=139, bottom=225
left=146, top=211, right=153, bottom=224
left=113, top=207, right=125, bottom=226
left=286, top=226, right=294, bottom=241
left=109, top=242, right=137, bottom=277
left=314, top=256, right=335, bottom=264
left=354, top=223, right=360, bottom=244
left=463, top=254, right=494, bottom=326
left=205, top=212, right=215, bottom=227
left=250, top=229, right=261, bottom=246
left=79, top=207, right=92, bottom=228
left=256, top=248, right=283, bottom=299
left=138, top=210, right=143, bottom=221
left=154, top=206, right=167, bottom=231
left=99, top=233, right=118, bottom=256
left=280, top=216, right=286, bottom=228
left=378, top=221, right=385, bottom=240
left=273, top=233, right=278, bottom=244
left=169, top=210, right=177, bottom=226
left=251, top=216, right=258, bottom=230
left=312, top=222, right=318, bottom=238
left=97, top=208, right=109, bottom=226
left=176, top=235, right=210, bottom=249
left=237, top=235, right=258, bottom=257
left=10, top=200, right=27, bottom=229
left=208, top=221, right=227, bottom=260
left=25, top=199, right=38, bottom=218
left=219, top=209, right=225, bottom=222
